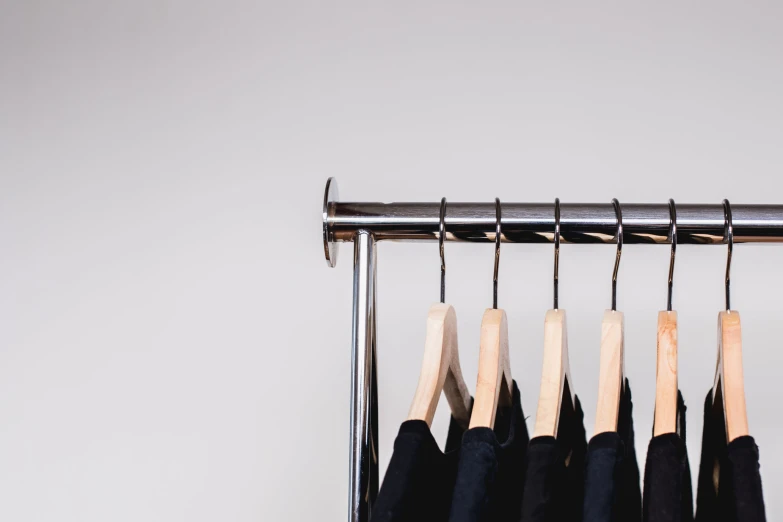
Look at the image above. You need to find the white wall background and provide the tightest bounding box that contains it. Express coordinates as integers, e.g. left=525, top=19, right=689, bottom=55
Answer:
left=2, top=1, right=782, bottom=521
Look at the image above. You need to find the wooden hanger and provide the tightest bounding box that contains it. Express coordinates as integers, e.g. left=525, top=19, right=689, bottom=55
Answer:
left=654, top=311, right=679, bottom=436
left=469, top=198, right=513, bottom=430
left=594, top=310, right=625, bottom=434
left=594, top=199, right=626, bottom=435
left=654, top=199, right=679, bottom=437
left=534, top=200, right=577, bottom=438
left=470, top=308, right=513, bottom=429
left=713, top=311, right=748, bottom=442
left=408, top=199, right=472, bottom=428
left=534, top=309, right=576, bottom=437
left=408, top=303, right=472, bottom=427
left=711, top=200, right=749, bottom=443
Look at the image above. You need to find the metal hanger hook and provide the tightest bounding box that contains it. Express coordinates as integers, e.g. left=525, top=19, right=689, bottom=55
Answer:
left=553, top=198, right=561, bottom=310
left=667, top=199, right=677, bottom=312
left=493, top=197, right=501, bottom=309
left=439, top=197, right=447, bottom=303
left=611, top=198, right=623, bottom=311
left=723, top=199, right=733, bottom=311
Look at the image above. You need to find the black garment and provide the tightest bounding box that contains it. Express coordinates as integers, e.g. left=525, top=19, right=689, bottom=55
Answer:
left=371, top=413, right=468, bottom=522
left=449, top=380, right=529, bottom=522
left=583, top=379, right=642, bottom=522
left=519, top=388, right=588, bottom=522
left=643, top=391, right=693, bottom=522
left=695, top=390, right=766, bottom=522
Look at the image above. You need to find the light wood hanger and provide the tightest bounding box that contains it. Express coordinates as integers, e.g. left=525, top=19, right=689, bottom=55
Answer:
left=408, top=199, right=472, bottom=428
left=471, top=309, right=513, bottom=429
left=594, top=310, right=625, bottom=435
left=711, top=200, right=749, bottom=443
left=408, top=303, right=472, bottom=427
left=654, top=311, right=678, bottom=436
left=534, top=199, right=577, bottom=438
left=470, top=198, right=513, bottom=429
left=534, top=309, right=576, bottom=437
left=594, top=199, right=627, bottom=436
left=654, top=199, right=679, bottom=437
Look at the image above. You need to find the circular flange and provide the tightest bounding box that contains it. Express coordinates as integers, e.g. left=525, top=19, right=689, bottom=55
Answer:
left=323, top=177, right=340, bottom=267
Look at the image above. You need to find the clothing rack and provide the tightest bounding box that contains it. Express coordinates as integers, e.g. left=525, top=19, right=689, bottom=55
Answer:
left=321, top=177, right=783, bottom=522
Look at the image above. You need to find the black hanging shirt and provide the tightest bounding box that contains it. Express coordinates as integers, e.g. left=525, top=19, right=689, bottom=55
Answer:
left=519, top=386, right=588, bottom=522
left=370, top=411, right=468, bottom=522
left=448, top=380, right=529, bottom=522
left=642, top=390, right=693, bottom=522
left=583, top=379, right=642, bottom=522
left=694, top=389, right=766, bottom=522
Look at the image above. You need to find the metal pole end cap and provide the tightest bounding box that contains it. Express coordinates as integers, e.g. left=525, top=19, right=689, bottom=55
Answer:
left=323, top=177, right=340, bottom=267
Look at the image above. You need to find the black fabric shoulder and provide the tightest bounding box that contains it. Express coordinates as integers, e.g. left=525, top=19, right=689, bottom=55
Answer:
left=583, top=382, right=641, bottom=522
left=724, top=435, right=766, bottom=522
left=449, top=427, right=500, bottom=522
left=583, top=432, right=622, bottom=522
left=449, top=381, right=528, bottom=522
left=519, top=437, right=558, bottom=522
left=519, top=393, right=587, bottom=522
left=372, top=413, right=468, bottom=522
left=642, top=390, right=693, bottom=522
left=695, top=389, right=767, bottom=522
left=643, top=433, right=693, bottom=522
left=589, top=430, right=623, bottom=451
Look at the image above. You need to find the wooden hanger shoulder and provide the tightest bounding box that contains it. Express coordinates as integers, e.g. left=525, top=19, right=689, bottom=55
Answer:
left=653, top=310, right=679, bottom=436
left=408, top=303, right=472, bottom=428
left=713, top=310, right=749, bottom=442
left=533, top=309, right=575, bottom=438
left=469, top=308, right=513, bottom=430
left=594, top=309, right=625, bottom=436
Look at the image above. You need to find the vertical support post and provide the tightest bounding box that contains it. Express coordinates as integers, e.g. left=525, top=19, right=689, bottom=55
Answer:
left=349, top=230, right=378, bottom=522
